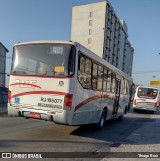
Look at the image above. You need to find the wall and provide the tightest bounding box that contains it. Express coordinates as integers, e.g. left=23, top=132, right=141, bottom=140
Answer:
left=71, top=1, right=106, bottom=58
left=0, top=43, right=7, bottom=87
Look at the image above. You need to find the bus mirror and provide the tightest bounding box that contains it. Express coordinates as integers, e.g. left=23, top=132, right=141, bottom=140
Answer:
left=54, top=66, right=65, bottom=73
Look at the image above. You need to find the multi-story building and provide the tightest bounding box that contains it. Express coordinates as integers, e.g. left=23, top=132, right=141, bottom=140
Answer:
left=0, top=42, right=8, bottom=87
left=71, top=1, right=134, bottom=76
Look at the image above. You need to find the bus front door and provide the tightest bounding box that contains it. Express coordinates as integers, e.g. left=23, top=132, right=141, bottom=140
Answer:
left=113, top=79, right=121, bottom=117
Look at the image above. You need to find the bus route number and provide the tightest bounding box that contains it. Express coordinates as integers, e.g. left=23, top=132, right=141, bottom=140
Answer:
left=52, top=47, right=63, bottom=54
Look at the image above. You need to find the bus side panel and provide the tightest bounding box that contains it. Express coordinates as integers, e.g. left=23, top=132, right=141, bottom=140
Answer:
left=101, top=92, right=115, bottom=120
left=72, top=83, right=101, bottom=125
left=100, top=93, right=128, bottom=120
left=119, top=94, right=129, bottom=111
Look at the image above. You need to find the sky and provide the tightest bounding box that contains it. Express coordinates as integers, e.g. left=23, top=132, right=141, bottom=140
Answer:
left=1, top=0, right=160, bottom=87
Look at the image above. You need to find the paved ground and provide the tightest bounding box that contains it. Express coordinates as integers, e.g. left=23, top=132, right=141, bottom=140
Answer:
left=2, top=104, right=160, bottom=160
left=1, top=108, right=160, bottom=161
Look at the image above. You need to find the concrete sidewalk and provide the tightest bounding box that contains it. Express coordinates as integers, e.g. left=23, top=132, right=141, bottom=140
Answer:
left=0, top=104, right=7, bottom=116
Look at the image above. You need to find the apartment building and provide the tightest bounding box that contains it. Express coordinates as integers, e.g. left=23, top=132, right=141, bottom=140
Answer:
left=0, top=42, right=8, bottom=87
left=71, top=1, right=134, bottom=76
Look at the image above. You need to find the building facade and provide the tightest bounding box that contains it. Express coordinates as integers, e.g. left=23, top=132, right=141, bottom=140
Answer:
left=71, top=1, right=134, bottom=76
left=0, top=42, right=8, bottom=87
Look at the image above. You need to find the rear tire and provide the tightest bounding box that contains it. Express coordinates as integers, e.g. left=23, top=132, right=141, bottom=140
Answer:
left=124, top=106, right=127, bottom=114
left=96, top=110, right=106, bottom=129
left=118, top=115, right=123, bottom=121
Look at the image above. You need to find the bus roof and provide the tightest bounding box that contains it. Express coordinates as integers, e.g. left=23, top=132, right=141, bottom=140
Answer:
left=14, top=40, right=75, bottom=46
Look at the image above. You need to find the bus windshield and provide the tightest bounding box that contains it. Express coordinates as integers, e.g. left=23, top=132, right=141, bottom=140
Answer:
left=11, top=44, right=76, bottom=77
left=137, top=87, right=158, bottom=99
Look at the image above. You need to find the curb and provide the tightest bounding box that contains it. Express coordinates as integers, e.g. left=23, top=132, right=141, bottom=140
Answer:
left=0, top=107, right=7, bottom=116
left=0, top=111, right=7, bottom=116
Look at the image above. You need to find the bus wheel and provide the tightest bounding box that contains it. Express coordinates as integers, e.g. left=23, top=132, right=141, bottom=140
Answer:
left=124, top=106, right=127, bottom=114
left=97, top=110, right=106, bottom=129
left=118, top=115, right=123, bottom=121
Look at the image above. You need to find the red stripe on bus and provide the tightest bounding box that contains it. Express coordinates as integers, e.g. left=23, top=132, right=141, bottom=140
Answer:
left=74, top=94, right=115, bottom=112
left=74, top=95, right=102, bottom=112
left=10, top=83, right=41, bottom=89
left=11, top=91, right=72, bottom=98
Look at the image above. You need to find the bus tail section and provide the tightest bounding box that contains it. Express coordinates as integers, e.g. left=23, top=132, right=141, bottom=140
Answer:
left=133, top=86, right=160, bottom=113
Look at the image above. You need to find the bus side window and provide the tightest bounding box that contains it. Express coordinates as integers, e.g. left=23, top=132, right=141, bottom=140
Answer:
left=121, top=78, right=124, bottom=94
left=92, top=63, right=98, bottom=90
left=111, top=73, right=116, bottom=93
left=126, top=80, right=129, bottom=95
left=78, top=55, right=91, bottom=89
left=103, top=68, right=108, bottom=91
left=97, top=65, right=103, bottom=90
left=107, top=71, right=111, bottom=92
left=78, top=56, right=85, bottom=72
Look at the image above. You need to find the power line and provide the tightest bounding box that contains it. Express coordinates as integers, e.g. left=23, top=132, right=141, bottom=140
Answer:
left=0, top=72, right=9, bottom=75
left=0, top=55, right=12, bottom=59
left=132, top=70, right=160, bottom=74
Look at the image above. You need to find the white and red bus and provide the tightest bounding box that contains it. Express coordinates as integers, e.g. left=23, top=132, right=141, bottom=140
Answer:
left=133, top=86, right=160, bottom=113
left=8, top=40, right=133, bottom=128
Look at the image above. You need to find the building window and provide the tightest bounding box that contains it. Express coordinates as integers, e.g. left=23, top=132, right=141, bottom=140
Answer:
left=89, top=12, right=93, bottom=18
left=89, top=20, right=92, bottom=26
left=88, top=38, right=92, bottom=44
left=89, top=29, right=92, bottom=35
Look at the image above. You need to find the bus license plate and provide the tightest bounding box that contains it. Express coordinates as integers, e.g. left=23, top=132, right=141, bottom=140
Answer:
left=30, top=112, right=41, bottom=119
